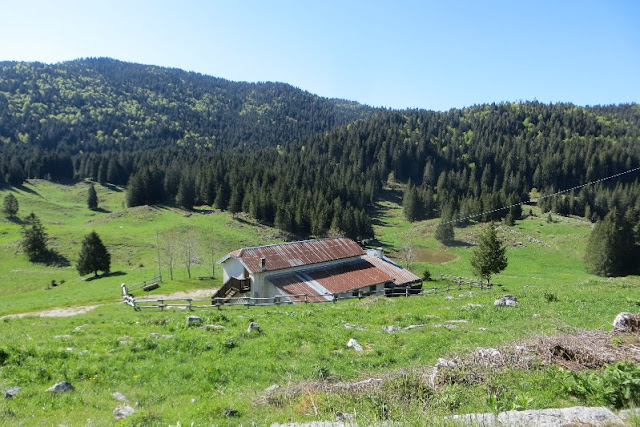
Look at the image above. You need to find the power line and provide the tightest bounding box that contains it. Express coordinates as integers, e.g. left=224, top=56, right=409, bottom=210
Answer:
left=430, top=166, right=640, bottom=228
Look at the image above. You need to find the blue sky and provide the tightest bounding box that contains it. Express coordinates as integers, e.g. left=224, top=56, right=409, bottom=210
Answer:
left=1, top=0, right=639, bottom=110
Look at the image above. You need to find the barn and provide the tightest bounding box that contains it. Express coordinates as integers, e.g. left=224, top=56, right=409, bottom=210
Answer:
left=216, top=237, right=422, bottom=303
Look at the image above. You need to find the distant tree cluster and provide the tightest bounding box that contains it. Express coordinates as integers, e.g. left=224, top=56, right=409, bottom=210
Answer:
left=1, top=60, right=639, bottom=243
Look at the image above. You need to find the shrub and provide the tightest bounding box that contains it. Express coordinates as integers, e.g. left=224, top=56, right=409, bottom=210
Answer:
left=560, top=362, right=640, bottom=409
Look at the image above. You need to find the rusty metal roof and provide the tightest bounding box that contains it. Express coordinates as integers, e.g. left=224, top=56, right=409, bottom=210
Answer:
left=363, top=255, right=422, bottom=286
left=220, top=238, right=364, bottom=273
left=268, top=259, right=394, bottom=298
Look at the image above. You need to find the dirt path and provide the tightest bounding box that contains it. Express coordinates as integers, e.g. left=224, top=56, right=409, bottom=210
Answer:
left=0, top=288, right=217, bottom=319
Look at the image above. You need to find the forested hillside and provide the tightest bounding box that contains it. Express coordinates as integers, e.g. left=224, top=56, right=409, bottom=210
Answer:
left=1, top=59, right=639, bottom=242
left=0, top=58, right=372, bottom=152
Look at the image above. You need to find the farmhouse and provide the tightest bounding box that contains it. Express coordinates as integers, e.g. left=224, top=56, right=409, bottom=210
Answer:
left=216, top=237, right=422, bottom=303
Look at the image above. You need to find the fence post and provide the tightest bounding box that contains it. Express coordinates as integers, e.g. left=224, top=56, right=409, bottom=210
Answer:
left=159, top=299, right=164, bottom=311
left=457, top=278, right=462, bottom=290
left=333, top=294, right=338, bottom=303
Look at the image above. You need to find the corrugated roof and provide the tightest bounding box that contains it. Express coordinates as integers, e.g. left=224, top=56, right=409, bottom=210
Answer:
left=268, top=259, right=394, bottom=299
left=363, top=255, right=422, bottom=286
left=221, top=238, right=364, bottom=273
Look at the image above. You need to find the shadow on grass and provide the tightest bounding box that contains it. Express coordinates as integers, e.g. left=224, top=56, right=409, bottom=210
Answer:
left=83, top=271, right=127, bottom=282
left=32, top=250, right=71, bottom=267
left=102, top=183, right=123, bottom=192
left=91, top=207, right=111, bottom=214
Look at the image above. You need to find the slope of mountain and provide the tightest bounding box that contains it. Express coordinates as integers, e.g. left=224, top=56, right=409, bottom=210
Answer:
left=0, top=58, right=374, bottom=151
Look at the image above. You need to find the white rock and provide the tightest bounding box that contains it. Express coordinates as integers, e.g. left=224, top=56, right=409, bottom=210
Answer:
left=405, top=324, right=426, bottom=330
left=612, top=312, right=640, bottom=332
left=382, top=325, right=400, bottom=333
left=347, top=338, right=363, bottom=352
left=112, top=392, right=128, bottom=402
left=498, top=406, right=623, bottom=426
left=494, top=295, right=518, bottom=307
left=46, top=381, right=74, bottom=392
left=436, top=358, right=457, bottom=368
left=247, top=322, right=260, bottom=333
left=113, top=404, right=136, bottom=420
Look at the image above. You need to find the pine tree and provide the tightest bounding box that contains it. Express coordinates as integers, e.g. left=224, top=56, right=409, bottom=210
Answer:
left=87, top=184, right=98, bottom=210
left=21, top=212, right=49, bottom=262
left=434, top=220, right=455, bottom=245
left=175, top=177, right=195, bottom=210
left=470, top=222, right=507, bottom=285
left=76, top=231, right=111, bottom=277
left=3, top=193, right=19, bottom=218
left=402, top=184, right=421, bottom=222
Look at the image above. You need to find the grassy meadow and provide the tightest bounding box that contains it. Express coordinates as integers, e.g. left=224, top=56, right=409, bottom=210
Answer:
left=1, top=181, right=639, bottom=425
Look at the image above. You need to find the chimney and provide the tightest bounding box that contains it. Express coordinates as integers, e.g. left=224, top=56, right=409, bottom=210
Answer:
left=376, top=247, right=384, bottom=259
left=260, top=257, right=267, bottom=271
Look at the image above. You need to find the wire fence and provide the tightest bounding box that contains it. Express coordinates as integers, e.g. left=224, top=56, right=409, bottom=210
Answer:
left=121, top=275, right=492, bottom=311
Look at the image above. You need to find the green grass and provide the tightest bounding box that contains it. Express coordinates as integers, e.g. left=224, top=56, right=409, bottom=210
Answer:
left=0, top=181, right=639, bottom=425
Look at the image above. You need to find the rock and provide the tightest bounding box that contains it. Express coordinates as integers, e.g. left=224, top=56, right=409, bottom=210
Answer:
left=149, top=333, right=160, bottom=337
left=79, top=350, right=91, bottom=355
left=187, top=315, right=203, bottom=326
left=112, top=392, right=128, bottom=402
left=436, top=358, right=457, bottom=368
left=247, top=322, right=260, bottom=333
left=476, top=348, right=501, bottom=359
left=447, top=412, right=497, bottom=425
left=382, top=325, right=400, bottom=333
left=405, top=324, right=426, bottom=330
left=444, top=296, right=454, bottom=300
left=478, top=327, right=488, bottom=331
left=224, top=408, right=239, bottom=417
left=347, top=338, right=363, bottom=352
left=343, top=323, right=363, bottom=330
left=532, top=313, right=541, bottom=318
left=204, top=324, right=226, bottom=331
left=53, top=335, right=72, bottom=339
left=161, top=334, right=173, bottom=339
left=459, top=291, right=475, bottom=297
left=113, top=404, right=136, bottom=420
left=612, top=312, right=640, bottom=332
left=46, top=381, right=75, bottom=392
left=494, top=295, right=518, bottom=307
left=265, top=384, right=280, bottom=393
left=445, top=320, right=469, bottom=324
left=464, top=303, right=483, bottom=309
left=4, top=386, right=21, bottom=399
left=497, top=406, right=623, bottom=426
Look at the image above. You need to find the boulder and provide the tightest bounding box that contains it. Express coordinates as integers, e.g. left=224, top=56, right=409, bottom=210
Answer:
left=46, top=381, right=75, bottom=392
left=497, top=406, right=623, bottom=426
left=347, top=338, right=363, bottom=352
left=112, top=391, right=128, bottom=402
left=612, top=312, right=640, bottom=332
left=382, top=325, right=400, bottom=333
left=247, top=322, right=260, bottom=333
left=4, top=386, right=21, bottom=399
left=113, top=404, right=136, bottom=420
left=405, top=324, right=426, bottom=330
left=186, top=315, right=203, bottom=326
left=494, top=295, right=518, bottom=307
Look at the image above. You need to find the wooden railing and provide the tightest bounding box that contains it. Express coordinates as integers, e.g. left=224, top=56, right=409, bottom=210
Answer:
left=121, top=276, right=494, bottom=311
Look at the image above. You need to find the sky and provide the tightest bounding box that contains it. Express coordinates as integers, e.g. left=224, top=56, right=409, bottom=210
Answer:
left=1, top=0, right=639, bottom=111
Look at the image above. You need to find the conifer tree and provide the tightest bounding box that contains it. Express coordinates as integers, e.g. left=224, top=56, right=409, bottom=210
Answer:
left=470, top=222, right=507, bottom=285
left=435, top=220, right=455, bottom=245
left=21, top=212, right=49, bottom=262
left=76, top=231, right=111, bottom=277
left=585, top=208, right=634, bottom=276
left=402, top=183, right=421, bottom=222
left=87, top=184, right=98, bottom=210
left=3, top=193, right=19, bottom=218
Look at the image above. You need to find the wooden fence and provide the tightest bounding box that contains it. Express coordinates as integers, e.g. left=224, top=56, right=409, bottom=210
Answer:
left=121, top=275, right=493, bottom=311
